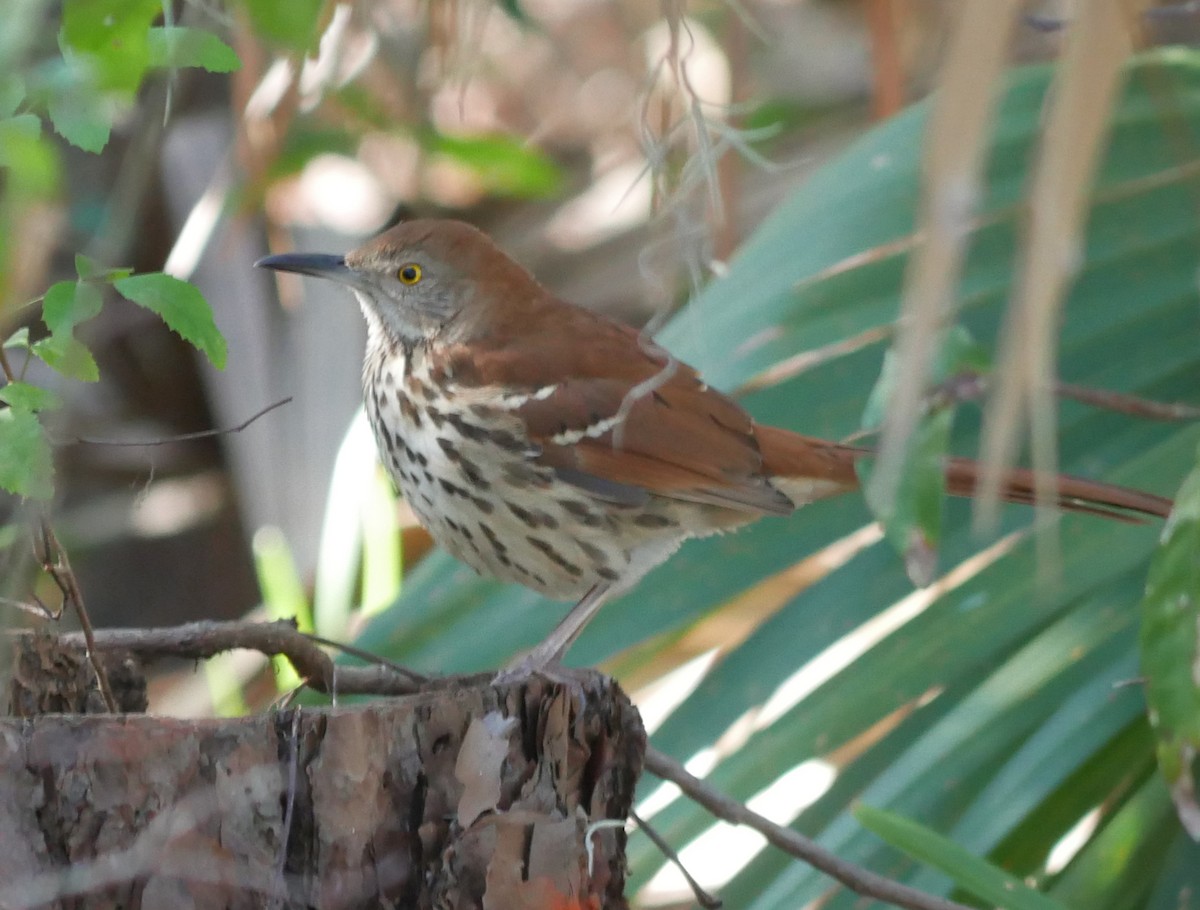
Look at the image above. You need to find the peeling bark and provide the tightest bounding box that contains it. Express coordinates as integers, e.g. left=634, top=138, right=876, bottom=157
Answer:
left=0, top=670, right=645, bottom=910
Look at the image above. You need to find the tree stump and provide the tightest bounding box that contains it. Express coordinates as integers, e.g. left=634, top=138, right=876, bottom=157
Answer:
left=1, top=639, right=645, bottom=910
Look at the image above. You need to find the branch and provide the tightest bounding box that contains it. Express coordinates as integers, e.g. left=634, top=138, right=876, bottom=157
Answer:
left=17, top=619, right=427, bottom=697
left=643, top=746, right=976, bottom=910
left=35, top=519, right=118, bottom=712
left=1056, top=382, right=1200, bottom=422
left=73, top=397, right=292, bottom=447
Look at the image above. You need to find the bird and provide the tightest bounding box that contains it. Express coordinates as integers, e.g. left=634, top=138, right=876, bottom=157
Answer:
left=256, top=219, right=1173, bottom=672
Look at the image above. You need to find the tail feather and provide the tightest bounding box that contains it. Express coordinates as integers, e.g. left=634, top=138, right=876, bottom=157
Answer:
left=756, top=426, right=1172, bottom=520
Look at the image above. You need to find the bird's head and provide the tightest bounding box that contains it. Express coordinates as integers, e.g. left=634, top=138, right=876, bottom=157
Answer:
left=255, top=219, right=541, bottom=347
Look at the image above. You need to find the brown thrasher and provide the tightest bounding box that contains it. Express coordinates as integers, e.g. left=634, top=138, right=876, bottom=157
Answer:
left=257, top=219, right=1172, bottom=671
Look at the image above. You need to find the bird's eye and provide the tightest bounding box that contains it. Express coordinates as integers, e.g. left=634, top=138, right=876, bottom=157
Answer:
left=397, top=263, right=422, bottom=285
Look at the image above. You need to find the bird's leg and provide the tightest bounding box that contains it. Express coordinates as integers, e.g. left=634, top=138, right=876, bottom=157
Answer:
left=495, top=584, right=613, bottom=683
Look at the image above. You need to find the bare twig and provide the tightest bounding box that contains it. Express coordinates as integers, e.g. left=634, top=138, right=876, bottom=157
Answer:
left=1056, top=382, right=1200, bottom=422
left=14, top=618, right=427, bottom=697
left=73, top=396, right=293, bottom=447
left=629, top=809, right=722, bottom=909
left=643, top=746, right=976, bottom=910
left=35, top=519, right=118, bottom=713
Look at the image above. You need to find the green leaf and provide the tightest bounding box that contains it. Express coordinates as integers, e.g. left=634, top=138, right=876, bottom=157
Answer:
left=0, top=75, right=25, bottom=118
left=239, top=0, right=324, bottom=53
left=114, top=273, right=227, bottom=369
left=424, top=132, right=564, bottom=199
left=45, top=68, right=112, bottom=152
left=0, top=407, right=53, bottom=499
left=267, top=126, right=358, bottom=181
left=4, top=327, right=30, bottom=349
left=60, top=0, right=159, bottom=95
left=855, top=804, right=1068, bottom=910
left=253, top=526, right=313, bottom=690
left=0, top=381, right=62, bottom=413
left=1139, top=446, right=1200, bottom=836
left=147, top=27, right=240, bottom=73
left=74, top=253, right=132, bottom=282
left=42, top=279, right=103, bottom=336
left=857, top=327, right=987, bottom=583
left=0, top=114, right=60, bottom=196
left=31, top=332, right=99, bottom=382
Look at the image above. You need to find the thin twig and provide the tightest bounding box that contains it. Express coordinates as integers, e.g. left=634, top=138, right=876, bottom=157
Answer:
left=643, top=746, right=976, bottom=910
left=630, top=809, right=722, bottom=909
left=73, top=396, right=293, bottom=446
left=13, top=618, right=427, bottom=696
left=35, top=519, right=118, bottom=712
left=1056, top=382, right=1200, bottom=422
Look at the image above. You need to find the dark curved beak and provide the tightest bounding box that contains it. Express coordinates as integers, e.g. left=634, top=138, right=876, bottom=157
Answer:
left=255, top=252, right=350, bottom=282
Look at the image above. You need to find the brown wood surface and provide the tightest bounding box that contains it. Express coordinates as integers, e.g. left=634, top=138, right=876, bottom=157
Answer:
left=1, top=651, right=644, bottom=910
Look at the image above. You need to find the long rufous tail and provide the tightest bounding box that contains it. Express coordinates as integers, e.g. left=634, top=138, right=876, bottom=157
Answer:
left=756, top=425, right=1173, bottom=520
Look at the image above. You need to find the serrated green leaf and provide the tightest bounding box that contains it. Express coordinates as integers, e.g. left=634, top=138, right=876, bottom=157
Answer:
left=424, top=132, right=564, bottom=199
left=114, top=272, right=227, bottom=369
left=854, top=805, right=1068, bottom=910
left=31, top=332, right=99, bottom=381
left=1139, top=446, right=1200, bottom=835
left=0, top=381, right=62, bottom=413
left=42, top=279, right=103, bottom=336
left=0, top=407, right=53, bottom=499
left=46, top=75, right=112, bottom=152
left=61, top=0, right=158, bottom=95
left=239, top=0, right=323, bottom=53
left=147, top=27, right=240, bottom=73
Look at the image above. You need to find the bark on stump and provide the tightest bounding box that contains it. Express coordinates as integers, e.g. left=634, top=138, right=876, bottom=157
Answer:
left=1, top=652, right=645, bottom=910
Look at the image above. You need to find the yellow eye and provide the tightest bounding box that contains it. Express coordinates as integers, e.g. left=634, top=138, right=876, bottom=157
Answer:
left=397, top=263, right=422, bottom=285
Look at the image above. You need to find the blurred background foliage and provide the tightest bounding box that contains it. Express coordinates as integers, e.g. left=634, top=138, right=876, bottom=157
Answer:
left=2, top=1, right=1200, bottom=907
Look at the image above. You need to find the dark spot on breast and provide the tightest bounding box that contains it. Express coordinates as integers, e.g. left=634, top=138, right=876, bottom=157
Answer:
left=439, top=478, right=469, bottom=498
left=502, top=462, right=540, bottom=484
left=471, top=495, right=494, bottom=514
left=480, top=521, right=507, bottom=554
left=596, top=567, right=620, bottom=582
left=489, top=429, right=526, bottom=452
left=559, top=499, right=604, bottom=527
left=458, top=458, right=489, bottom=489
left=577, top=540, right=606, bottom=564
left=525, top=536, right=583, bottom=577
left=383, top=371, right=395, bottom=387
left=446, top=412, right=488, bottom=442
left=398, top=394, right=420, bottom=424
left=634, top=513, right=673, bottom=529
left=507, top=502, right=538, bottom=527
left=406, top=375, right=430, bottom=401
left=470, top=403, right=495, bottom=419
left=437, top=437, right=461, bottom=460
left=426, top=408, right=446, bottom=429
